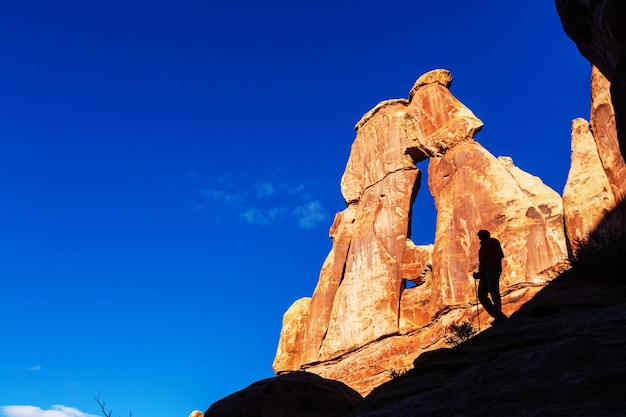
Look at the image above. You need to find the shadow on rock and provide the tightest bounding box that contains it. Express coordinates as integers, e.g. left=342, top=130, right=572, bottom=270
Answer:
left=346, top=209, right=626, bottom=416
left=205, top=371, right=363, bottom=417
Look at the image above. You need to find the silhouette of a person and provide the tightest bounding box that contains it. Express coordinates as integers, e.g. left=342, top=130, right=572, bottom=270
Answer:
left=473, top=230, right=508, bottom=324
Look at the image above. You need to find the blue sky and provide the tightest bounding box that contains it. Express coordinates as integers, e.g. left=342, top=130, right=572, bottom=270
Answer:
left=1, top=1, right=590, bottom=417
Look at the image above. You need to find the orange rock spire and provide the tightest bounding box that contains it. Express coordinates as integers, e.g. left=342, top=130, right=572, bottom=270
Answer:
left=273, top=69, right=569, bottom=395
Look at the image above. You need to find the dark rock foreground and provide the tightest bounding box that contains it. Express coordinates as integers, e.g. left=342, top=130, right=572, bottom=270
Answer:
left=348, top=262, right=626, bottom=416
left=205, top=250, right=626, bottom=416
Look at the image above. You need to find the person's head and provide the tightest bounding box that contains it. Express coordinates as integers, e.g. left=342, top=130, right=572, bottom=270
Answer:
left=477, top=229, right=490, bottom=242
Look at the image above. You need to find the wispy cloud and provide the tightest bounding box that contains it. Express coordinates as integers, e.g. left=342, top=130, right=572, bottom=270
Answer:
left=294, top=201, right=327, bottom=228
left=192, top=172, right=328, bottom=228
left=199, top=188, right=248, bottom=203
left=253, top=181, right=275, bottom=198
left=0, top=405, right=99, bottom=417
left=239, top=207, right=285, bottom=226
left=25, top=365, right=41, bottom=371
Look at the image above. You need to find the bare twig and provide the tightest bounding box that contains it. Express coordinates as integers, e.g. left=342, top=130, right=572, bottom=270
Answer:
left=95, top=393, right=131, bottom=417
left=95, top=393, right=112, bottom=417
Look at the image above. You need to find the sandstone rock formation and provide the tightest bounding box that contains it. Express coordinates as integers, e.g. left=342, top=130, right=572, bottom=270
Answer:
left=347, top=263, right=626, bottom=416
left=563, top=118, right=616, bottom=253
left=204, top=371, right=363, bottom=417
left=555, top=0, right=626, bottom=153
left=590, top=66, right=626, bottom=198
left=427, top=142, right=567, bottom=315
left=273, top=70, right=569, bottom=396
left=563, top=66, right=626, bottom=256
left=205, top=11, right=626, bottom=415
left=274, top=297, right=311, bottom=370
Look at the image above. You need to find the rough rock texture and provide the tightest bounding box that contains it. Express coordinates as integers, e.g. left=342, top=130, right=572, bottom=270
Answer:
left=204, top=12, right=626, bottom=415
left=295, top=283, right=547, bottom=396
left=590, top=66, right=626, bottom=201
left=347, top=255, right=626, bottom=416
left=319, top=168, right=420, bottom=360
left=555, top=0, right=626, bottom=153
left=563, top=118, right=616, bottom=253
left=589, top=66, right=626, bottom=222
left=274, top=298, right=311, bottom=371
left=299, top=205, right=357, bottom=367
left=275, top=69, right=484, bottom=380
left=204, top=372, right=363, bottom=417
left=273, top=70, right=569, bottom=396
left=400, top=241, right=432, bottom=288
left=204, top=245, right=626, bottom=416
left=428, top=141, right=568, bottom=316
left=563, top=67, right=626, bottom=256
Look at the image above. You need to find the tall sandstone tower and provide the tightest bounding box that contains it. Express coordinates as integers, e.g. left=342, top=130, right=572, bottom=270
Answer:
left=273, top=68, right=621, bottom=396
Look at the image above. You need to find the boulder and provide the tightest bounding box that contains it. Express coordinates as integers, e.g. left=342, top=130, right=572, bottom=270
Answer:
left=204, top=372, right=362, bottom=417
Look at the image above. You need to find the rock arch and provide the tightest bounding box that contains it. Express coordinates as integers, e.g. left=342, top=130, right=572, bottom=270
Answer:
left=273, top=69, right=570, bottom=395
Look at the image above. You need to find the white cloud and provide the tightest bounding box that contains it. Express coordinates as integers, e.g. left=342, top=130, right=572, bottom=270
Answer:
left=253, top=181, right=275, bottom=197
left=199, top=189, right=247, bottom=203
left=239, top=208, right=267, bottom=225
left=279, top=182, right=306, bottom=195
left=194, top=172, right=327, bottom=228
left=0, top=405, right=99, bottom=417
left=253, top=180, right=306, bottom=198
left=294, top=201, right=326, bottom=228
left=25, top=365, right=41, bottom=371
left=239, top=207, right=284, bottom=226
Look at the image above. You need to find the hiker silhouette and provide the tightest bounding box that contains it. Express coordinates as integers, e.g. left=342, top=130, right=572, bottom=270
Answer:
left=473, top=230, right=508, bottom=324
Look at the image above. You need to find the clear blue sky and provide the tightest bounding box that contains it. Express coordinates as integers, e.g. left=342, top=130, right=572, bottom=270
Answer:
left=1, top=1, right=590, bottom=417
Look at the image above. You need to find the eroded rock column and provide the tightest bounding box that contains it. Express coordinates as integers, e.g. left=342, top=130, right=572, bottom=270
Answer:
left=273, top=69, right=569, bottom=396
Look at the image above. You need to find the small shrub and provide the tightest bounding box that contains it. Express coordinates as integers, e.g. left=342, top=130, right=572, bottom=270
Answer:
left=445, top=321, right=477, bottom=346
left=570, top=237, right=591, bottom=266
left=389, top=368, right=406, bottom=379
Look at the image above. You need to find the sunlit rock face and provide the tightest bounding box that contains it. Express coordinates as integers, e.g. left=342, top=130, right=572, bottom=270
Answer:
left=590, top=66, right=626, bottom=205
left=273, top=70, right=569, bottom=396
left=273, top=298, right=311, bottom=371
left=275, top=70, right=481, bottom=375
left=346, top=268, right=626, bottom=416
left=563, top=118, right=615, bottom=250
left=563, top=67, right=626, bottom=256
left=428, top=141, right=568, bottom=318
left=299, top=205, right=357, bottom=366
left=318, top=167, right=420, bottom=360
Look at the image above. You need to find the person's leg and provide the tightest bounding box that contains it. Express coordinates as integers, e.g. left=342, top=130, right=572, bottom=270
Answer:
left=488, top=270, right=507, bottom=320
left=477, top=274, right=496, bottom=318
